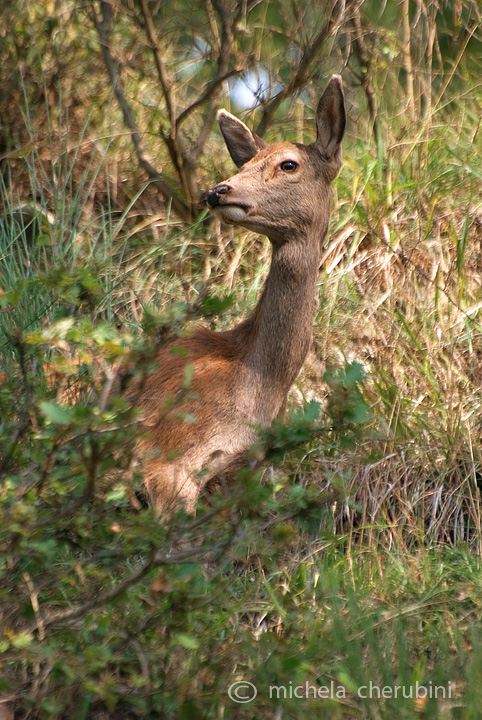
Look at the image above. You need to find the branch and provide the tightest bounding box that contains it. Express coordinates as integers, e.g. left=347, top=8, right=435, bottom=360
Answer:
left=93, top=1, right=191, bottom=221
left=401, top=0, right=416, bottom=123
left=179, top=0, right=238, bottom=164
left=30, top=493, right=304, bottom=634
left=136, top=0, right=201, bottom=205
left=137, top=0, right=175, bottom=128
left=29, top=501, right=237, bottom=634
left=31, top=544, right=205, bottom=633
left=352, top=5, right=380, bottom=148
left=255, top=0, right=349, bottom=137
left=175, top=68, right=241, bottom=130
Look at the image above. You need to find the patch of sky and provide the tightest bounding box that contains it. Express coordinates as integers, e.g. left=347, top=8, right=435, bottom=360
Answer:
left=177, top=38, right=282, bottom=111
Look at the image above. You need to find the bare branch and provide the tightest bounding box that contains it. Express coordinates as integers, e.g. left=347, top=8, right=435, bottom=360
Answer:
left=188, top=0, right=238, bottom=162
left=401, top=0, right=416, bottom=122
left=93, top=1, right=190, bottom=220
left=175, top=68, right=241, bottom=131
left=135, top=0, right=201, bottom=204
left=137, top=0, right=175, bottom=129
left=34, top=547, right=201, bottom=631
left=352, top=5, right=380, bottom=147
left=255, top=0, right=350, bottom=137
left=31, top=495, right=298, bottom=634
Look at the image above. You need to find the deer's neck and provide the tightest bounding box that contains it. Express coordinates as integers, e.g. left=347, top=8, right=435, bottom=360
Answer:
left=237, top=233, right=322, bottom=411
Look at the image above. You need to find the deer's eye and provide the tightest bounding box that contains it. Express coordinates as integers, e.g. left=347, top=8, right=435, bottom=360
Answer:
left=280, top=160, right=299, bottom=172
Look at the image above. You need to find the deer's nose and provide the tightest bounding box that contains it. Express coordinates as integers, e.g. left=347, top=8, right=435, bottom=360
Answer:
left=207, top=183, right=230, bottom=208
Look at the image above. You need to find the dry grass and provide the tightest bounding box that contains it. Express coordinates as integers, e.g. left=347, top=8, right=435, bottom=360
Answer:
left=277, top=160, right=482, bottom=550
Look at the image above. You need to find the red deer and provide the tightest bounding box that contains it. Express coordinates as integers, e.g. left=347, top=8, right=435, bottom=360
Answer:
left=128, top=76, right=346, bottom=516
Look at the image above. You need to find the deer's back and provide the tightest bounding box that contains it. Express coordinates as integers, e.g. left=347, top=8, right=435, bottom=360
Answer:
left=127, top=327, right=257, bottom=458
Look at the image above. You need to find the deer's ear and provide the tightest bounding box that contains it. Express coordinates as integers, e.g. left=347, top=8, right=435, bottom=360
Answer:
left=314, top=75, right=346, bottom=178
left=217, top=110, right=268, bottom=168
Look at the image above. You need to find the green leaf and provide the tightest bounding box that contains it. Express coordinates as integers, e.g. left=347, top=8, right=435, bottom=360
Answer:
left=175, top=634, right=200, bottom=650
left=200, top=293, right=235, bottom=316
left=342, top=362, right=365, bottom=388
left=11, top=632, right=34, bottom=649
left=183, top=362, right=194, bottom=388
left=39, top=401, right=73, bottom=426
left=36, top=233, right=54, bottom=247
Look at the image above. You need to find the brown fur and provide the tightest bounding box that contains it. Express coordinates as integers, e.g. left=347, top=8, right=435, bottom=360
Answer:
left=126, top=76, right=346, bottom=515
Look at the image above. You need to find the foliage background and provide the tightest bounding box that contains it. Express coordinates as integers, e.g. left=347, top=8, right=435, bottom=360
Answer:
left=1, top=0, right=482, bottom=718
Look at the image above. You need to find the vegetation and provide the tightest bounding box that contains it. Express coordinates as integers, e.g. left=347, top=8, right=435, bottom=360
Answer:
left=1, top=0, right=482, bottom=718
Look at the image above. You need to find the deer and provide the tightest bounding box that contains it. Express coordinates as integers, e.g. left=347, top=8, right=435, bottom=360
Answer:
left=126, top=75, right=346, bottom=517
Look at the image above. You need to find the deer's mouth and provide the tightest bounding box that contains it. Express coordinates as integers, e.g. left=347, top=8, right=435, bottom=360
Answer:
left=213, top=203, right=251, bottom=222
left=211, top=200, right=250, bottom=210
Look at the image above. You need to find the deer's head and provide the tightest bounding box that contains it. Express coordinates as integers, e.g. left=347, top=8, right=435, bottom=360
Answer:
left=207, top=76, right=345, bottom=244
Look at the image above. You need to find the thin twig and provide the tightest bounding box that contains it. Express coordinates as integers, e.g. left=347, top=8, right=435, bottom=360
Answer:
left=136, top=0, right=196, bottom=204
left=401, top=0, right=416, bottom=123
left=175, top=68, right=241, bottom=130
left=137, top=0, right=175, bottom=128
left=352, top=5, right=380, bottom=148
left=23, top=572, right=45, bottom=641
left=93, top=1, right=190, bottom=220
left=189, top=0, right=237, bottom=162
left=255, top=0, right=349, bottom=137
left=30, top=543, right=213, bottom=633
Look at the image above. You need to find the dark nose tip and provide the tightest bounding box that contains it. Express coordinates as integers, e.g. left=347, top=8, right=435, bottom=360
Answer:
left=206, top=183, right=230, bottom=208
